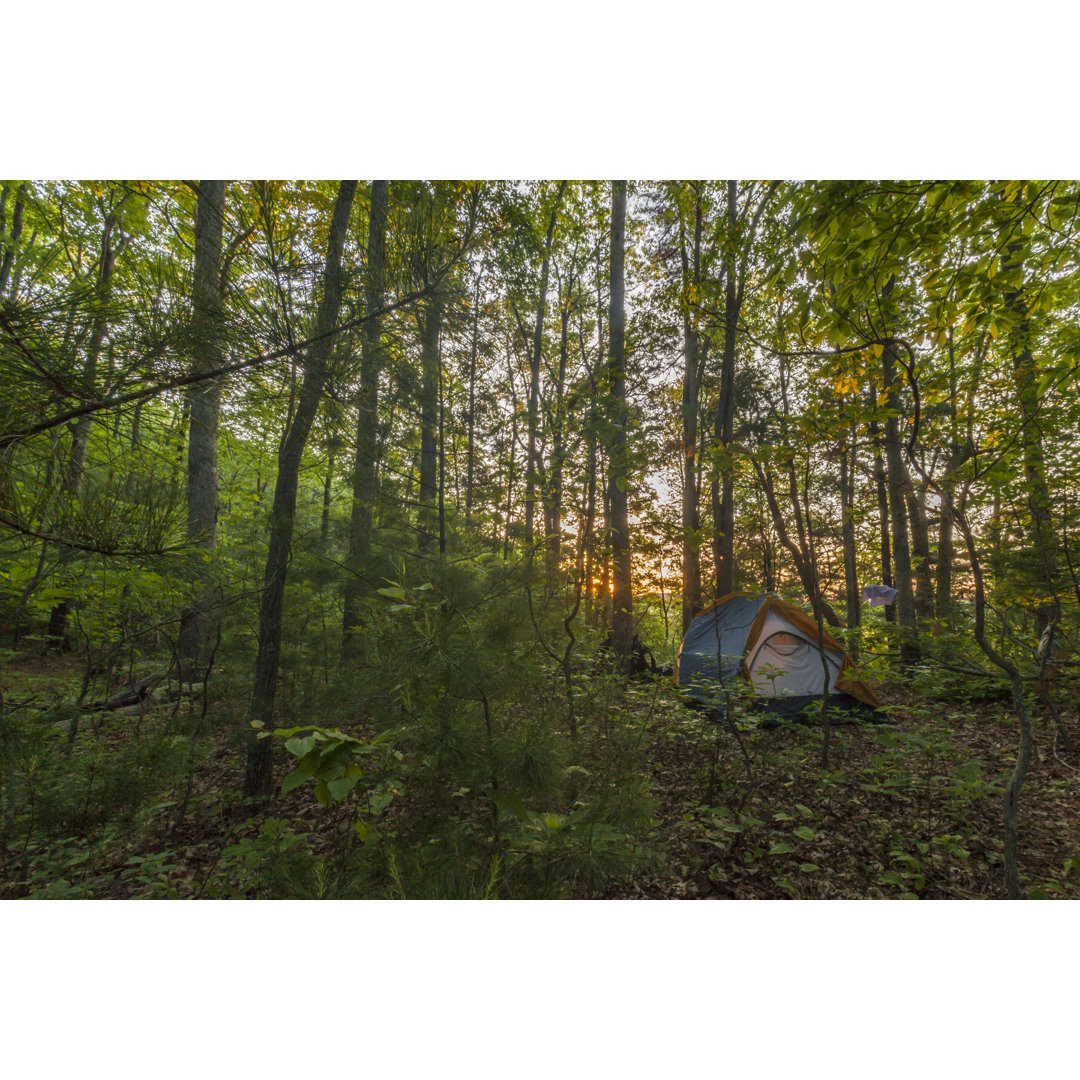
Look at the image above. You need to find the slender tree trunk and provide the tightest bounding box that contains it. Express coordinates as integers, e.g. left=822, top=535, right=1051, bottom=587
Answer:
left=680, top=187, right=703, bottom=633
left=709, top=181, right=779, bottom=597
left=320, top=452, right=333, bottom=546
left=1003, top=243, right=1057, bottom=637
left=906, top=480, right=935, bottom=626
left=546, top=269, right=574, bottom=569
left=713, top=180, right=738, bottom=596
left=503, top=344, right=518, bottom=559
left=418, top=297, right=441, bottom=551
left=882, top=341, right=919, bottom=661
left=438, top=338, right=447, bottom=556
left=870, top=418, right=896, bottom=624
left=606, top=181, right=633, bottom=661
left=342, top=181, right=389, bottom=653
left=245, top=180, right=357, bottom=800
left=465, top=265, right=482, bottom=526
left=936, top=328, right=962, bottom=624
left=840, top=426, right=860, bottom=658
left=524, top=181, right=567, bottom=545
left=0, top=183, right=28, bottom=298
left=582, top=353, right=599, bottom=625
left=936, top=474, right=956, bottom=620
left=178, top=180, right=226, bottom=682
left=600, top=472, right=612, bottom=630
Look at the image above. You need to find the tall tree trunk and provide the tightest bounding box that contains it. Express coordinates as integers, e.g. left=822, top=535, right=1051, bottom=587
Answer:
left=882, top=341, right=919, bottom=661
left=906, top=479, right=935, bottom=626
left=464, top=264, right=482, bottom=526
left=600, top=472, right=612, bottom=630
left=524, top=181, right=567, bottom=545
left=606, top=181, right=633, bottom=661
left=679, top=185, right=703, bottom=633
left=178, top=180, right=226, bottom=682
left=438, top=337, right=447, bottom=556
left=936, top=473, right=956, bottom=620
left=503, top=345, right=518, bottom=559
left=840, top=425, right=860, bottom=657
left=418, top=296, right=441, bottom=552
left=320, top=452, right=333, bottom=546
left=583, top=404, right=599, bottom=623
left=712, top=180, right=738, bottom=596
left=245, top=180, right=357, bottom=800
left=0, top=182, right=28, bottom=299
left=709, top=181, right=779, bottom=597
left=342, top=180, right=389, bottom=655
left=546, top=267, right=574, bottom=569
left=1003, top=242, right=1057, bottom=637
left=869, top=418, right=896, bottom=624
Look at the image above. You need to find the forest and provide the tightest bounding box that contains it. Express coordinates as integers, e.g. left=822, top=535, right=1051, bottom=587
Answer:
left=0, top=178, right=1077, bottom=901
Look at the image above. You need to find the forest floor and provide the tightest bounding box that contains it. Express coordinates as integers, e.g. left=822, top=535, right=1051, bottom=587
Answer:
left=2, top=654, right=1079, bottom=900
left=605, top=680, right=1080, bottom=899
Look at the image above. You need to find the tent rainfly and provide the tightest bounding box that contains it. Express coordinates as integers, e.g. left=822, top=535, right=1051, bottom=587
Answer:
left=675, top=594, right=880, bottom=722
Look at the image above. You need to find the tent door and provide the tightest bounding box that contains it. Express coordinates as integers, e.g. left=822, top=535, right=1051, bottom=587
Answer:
left=748, top=631, right=840, bottom=698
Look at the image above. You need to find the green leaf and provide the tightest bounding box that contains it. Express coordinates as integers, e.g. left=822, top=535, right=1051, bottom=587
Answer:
left=326, top=776, right=358, bottom=802
left=793, top=825, right=816, bottom=841
left=284, top=735, right=317, bottom=758
left=280, top=769, right=310, bottom=795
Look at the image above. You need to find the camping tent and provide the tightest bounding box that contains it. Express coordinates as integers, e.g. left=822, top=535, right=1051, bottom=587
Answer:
left=675, top=594, right=880, bottom=721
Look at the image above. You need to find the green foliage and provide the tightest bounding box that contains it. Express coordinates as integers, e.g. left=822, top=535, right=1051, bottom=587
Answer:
left=211, top=818, right=317, bottom=898
left=5, top=179, right=1080, bottom=901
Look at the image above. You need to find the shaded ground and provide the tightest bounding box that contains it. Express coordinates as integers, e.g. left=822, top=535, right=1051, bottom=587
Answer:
left=603, top=682, right=1080, bottom=899
left=2, top=655, right=1078, bottom=899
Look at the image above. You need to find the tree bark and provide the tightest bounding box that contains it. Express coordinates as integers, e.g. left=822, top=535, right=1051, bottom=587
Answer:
left=342, top=180, right=389, bottom=655
left=607, top=181, right=633, bottom=660
left=882, top=340, right=919, bottom=661
left=712, top=180, right=739, bottom=596
left=503, top=343, right=518, bottom=559
left=320, top=452, right=334, bottom=546
left=870, top=418, right=896, bottom=624
left=906, top=479, right=935, bottom=626
left=524, top=181, right=567, bottom=545
left=1003, top=241, right=1057, bottom=637
left=936, top=474, right=956, bottom=620
left=418, top=296, right=441, bottom=551
left=679, top=185, right=704, bottom=633
left=245, top=180, right=357, bottom=800
left=0, top=183, right=28, bottom=299
left=178, top=180, right=226, bottom=682
left=545, top=264, right=575, bottom=568
left=464, top=264, right=483, bottom=526
left=840, top=425, right=860, bottom=657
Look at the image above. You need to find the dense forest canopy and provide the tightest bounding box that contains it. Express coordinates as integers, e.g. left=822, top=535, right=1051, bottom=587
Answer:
left=2, top=178, right=1079, bottom=902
